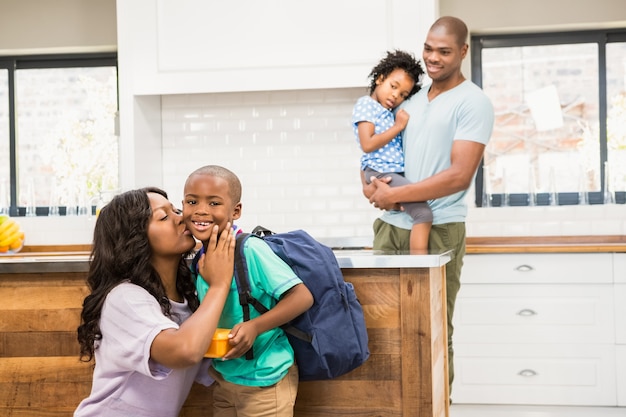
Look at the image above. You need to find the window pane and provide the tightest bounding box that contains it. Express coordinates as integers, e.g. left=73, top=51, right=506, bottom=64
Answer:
left=607, top=42, right=626, bottom=194
left=15, top=66, right=118, bottom=211
left=0, top=69, right=8, bottom=214
left=481, top=43, right=600, bottom=201
left=0, top=69, right=9, bottom=199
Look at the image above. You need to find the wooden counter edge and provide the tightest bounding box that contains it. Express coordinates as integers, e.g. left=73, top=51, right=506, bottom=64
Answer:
left=18, top=244, right=92, bottom=254
left=466, top=235, right=626, bottom=253
left=11, top=236, right=626, bottom=256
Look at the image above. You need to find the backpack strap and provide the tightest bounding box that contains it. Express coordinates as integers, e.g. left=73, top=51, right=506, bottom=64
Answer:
left=235, top=233, right=271, bottom=314
left=190, top=248, right=203, bottom=278
left=234, top=233, right=271, bottom=360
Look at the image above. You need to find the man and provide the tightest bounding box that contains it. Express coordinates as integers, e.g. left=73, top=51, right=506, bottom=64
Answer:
left=364, top=16, right=495, bottom=390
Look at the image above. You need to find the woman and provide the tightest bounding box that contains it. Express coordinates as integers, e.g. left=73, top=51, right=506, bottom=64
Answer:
left=75, top=187, right=234, bottom=417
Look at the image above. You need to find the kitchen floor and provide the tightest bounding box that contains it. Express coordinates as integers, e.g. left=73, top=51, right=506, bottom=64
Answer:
left=450, top=404, right=626, bottom=416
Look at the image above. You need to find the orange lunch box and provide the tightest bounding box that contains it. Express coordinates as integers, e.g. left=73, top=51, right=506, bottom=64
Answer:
left=205, top=328, right=231, bottom=358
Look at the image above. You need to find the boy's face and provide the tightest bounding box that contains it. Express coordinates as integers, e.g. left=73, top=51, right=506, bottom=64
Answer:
left=182, top=174, right=241, bottom=242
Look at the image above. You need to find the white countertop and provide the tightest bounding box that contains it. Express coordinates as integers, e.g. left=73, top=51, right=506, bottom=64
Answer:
left=0, top=250, right=453, bottom=274
left=333, top=249, right=453, bottom=268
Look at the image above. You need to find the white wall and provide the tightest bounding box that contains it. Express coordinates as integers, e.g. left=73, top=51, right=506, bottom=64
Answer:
left=440, top=0, right=626, bottom=34
left=0, top=0, right=116, bottom=54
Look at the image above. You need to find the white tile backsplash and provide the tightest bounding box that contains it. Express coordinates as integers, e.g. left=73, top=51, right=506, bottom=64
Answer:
left=19, top=88, right=625, bottom=246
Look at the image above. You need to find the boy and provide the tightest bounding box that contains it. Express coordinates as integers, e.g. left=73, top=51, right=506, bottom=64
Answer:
left=182, top=165, right=313, bottom=417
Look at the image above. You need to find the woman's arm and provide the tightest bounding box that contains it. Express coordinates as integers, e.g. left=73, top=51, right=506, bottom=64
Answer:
left=150, top=225, right=234, bottom=368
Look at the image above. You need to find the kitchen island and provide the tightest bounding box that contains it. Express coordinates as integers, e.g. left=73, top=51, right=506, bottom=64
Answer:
left=0, top=249, right=452, bottom=417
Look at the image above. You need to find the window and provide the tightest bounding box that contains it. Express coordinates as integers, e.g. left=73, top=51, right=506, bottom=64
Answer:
left=0, top=53, right=118, bottom=216
left=0, top=68, right=9, bottom=214
left=471, top=30, right=626, bottom=206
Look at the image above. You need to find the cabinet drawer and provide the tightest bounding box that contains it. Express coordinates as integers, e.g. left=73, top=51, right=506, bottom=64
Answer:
left=454, top=284, right=614, bottom=344
left=453, top=343, right=616, bottom=406
left=462, top=253, right=613, bottom=284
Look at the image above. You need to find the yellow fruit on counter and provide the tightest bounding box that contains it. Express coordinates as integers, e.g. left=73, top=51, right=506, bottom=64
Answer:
left=9, top=237, right=23, bottom=250
left=0, top=216, right=24, bottom=254
left=0, top=216, right=14, bottom=235
left=0, top=223, right=19, bottom=242
left=9, top=235, right=22, bottom=250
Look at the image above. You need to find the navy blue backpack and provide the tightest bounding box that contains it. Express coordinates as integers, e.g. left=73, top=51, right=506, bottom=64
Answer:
left=233, top=226, right=370, bottom=381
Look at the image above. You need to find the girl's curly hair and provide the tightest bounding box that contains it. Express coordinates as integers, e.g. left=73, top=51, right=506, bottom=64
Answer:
left=76, top=187, right=198, bottom=362
left=368, top=49, right=425, bottom=98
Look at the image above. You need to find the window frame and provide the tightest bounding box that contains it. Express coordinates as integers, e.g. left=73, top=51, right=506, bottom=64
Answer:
left=471, top=28, right=626, bottom=207
left=1, top=52, right=118, bottom=216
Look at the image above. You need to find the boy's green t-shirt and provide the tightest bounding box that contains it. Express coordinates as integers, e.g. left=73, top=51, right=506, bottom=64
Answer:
left=195, top=236, right=302, bottom=387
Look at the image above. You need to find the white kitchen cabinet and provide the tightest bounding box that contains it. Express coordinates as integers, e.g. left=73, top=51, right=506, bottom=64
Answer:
left=453, top=253, right=619, bottom=406
left=461, top=253, right=613, bottom=284
left=454, top=344, right=616, bottom=406
left=116, top=0, right=436, bottom=95
left=454, top=284, right=614, bottom=345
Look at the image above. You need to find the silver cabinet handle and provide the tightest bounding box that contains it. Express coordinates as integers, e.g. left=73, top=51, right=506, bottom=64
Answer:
left=518, top=369, right=537, bottom=377
left=517, top=309, right=537, bottom=316
left=515, top=264, right=534, bottom=272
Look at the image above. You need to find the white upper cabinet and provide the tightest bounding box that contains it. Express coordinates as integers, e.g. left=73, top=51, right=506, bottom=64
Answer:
left=116, top=0, right=435, bottom=94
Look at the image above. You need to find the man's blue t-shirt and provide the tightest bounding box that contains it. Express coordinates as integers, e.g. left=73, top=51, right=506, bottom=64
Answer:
left=381, top=80, right=494, bottom=228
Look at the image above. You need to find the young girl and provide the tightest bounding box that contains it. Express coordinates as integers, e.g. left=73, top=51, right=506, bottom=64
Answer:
left=353, top=49, right=432, bottom=253
left=74, top=187, right=234, bottom=417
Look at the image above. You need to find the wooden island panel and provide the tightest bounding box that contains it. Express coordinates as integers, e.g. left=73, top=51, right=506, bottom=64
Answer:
left=0, top=272, right=92, bottom=416
left=0, top=265, right=449, bottom=417
left=293, top=266, right=449, bottom=417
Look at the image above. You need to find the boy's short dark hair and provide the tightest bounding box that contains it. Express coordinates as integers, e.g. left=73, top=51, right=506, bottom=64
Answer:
left=186, top=165, right=242, bottom=203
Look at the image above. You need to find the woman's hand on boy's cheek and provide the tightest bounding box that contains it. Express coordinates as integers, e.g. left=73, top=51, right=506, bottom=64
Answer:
left=198, top=223, right=234, bottom=287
